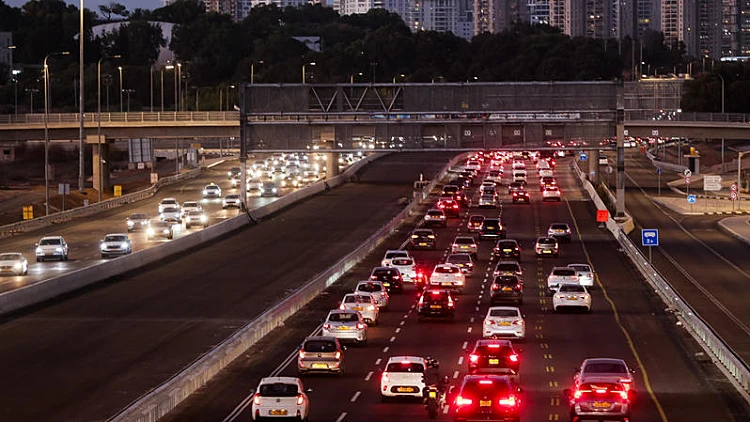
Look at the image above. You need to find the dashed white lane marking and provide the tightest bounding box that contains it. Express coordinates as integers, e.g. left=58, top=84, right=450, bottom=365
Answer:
left=458, top=356, right=464, bottom=365
left=375, top=358, right=382, bottom=365
left=476, top=300, right=481, bottom=305
left=453, top=370, right=460, bottom=379
left=462, top=341, right=468, bottom=349
left=476, top=306, right=480, bottom=311
left=443, top=405, right=450, bottom=414
left=404, top=314, right=410, bottom=318
left=335, top=412, right=347, bottom=422
left=467, top=327, right=473, bottom=333
left=400, top=320, right=405, bottom=326
left=383, top=346, right=390, bottom=353
left=395, top=327, right=401, bottom=333
left=350, top=391, right=361, bottom=402
left=389, top=336, right=397, bottom=343
left=478, top=294, right=483, bottom=299
left=470, top=317, right=475, bottom=323
left=365, top=371, right=373, bottom=381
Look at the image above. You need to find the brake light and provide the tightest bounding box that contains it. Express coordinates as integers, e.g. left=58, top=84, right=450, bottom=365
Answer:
left=499, top=395, right=517, bottom=406
left=487, top=344, right=500, bottom=348
left=453, top=204, right=459, bottom=209
left=509, top=354, right=518, bottom=362
left=491, top=284, right=500, bottom=290
left=618, top=391, right=628, bottom=400
left=411, top=235, right=418, bottom=238
left=448, top=296, right=455, bottom=307
left=595, top=388, right=607, bottom=394
left=469, top=354, right=479, bottom=363
left=339, top=304, right=345, bottom=310
left=573, top=390, right=582, bottom=399
left=512, top=319, right=522, bottom=325
left=479, top=379, right=493, bottom=385
left=428, top=235, right=435, bottom=239
left=299, top=350, right=306, bottom=359
left=253, top=393, right=261, bottom=405
left=356, top=323, right=366, bottom=330
left=297, top=394, right=305, bottom=405
left=323, top=323, right=331, bottom=330
left=367, top=305, right=375, bottom=311
left=484, top=319, right=494, bottom=325
left=335, top=351, right=341, bottom=360
left=455, top=396, right=473, bottom=406
left=515, top=284, right=522, bottom=290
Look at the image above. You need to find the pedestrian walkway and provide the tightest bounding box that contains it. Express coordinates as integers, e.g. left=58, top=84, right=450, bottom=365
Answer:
left=652, top=195, right=750, bottom=216
left=717, top=216, right=750, bottom=248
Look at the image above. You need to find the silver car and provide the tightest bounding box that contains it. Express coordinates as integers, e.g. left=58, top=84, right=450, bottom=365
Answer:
left=321, top=309, right=368, bottom=345
left=185, top=210, right=209, bottom=229
left=260, top=182, right=279, bottom=197
left=355, top=280, right=389, bottom=309
left=478, top=194, right=498, bottom=208
left=0, top=253, right=28, bottom=276
left=451, top=236, right=478, bottom=257
left=222, top=194, right=241, bottom=209
left=339, top=293, right=379, bottom=325
left=568, top=263, right=595, bottom=288
left=181, top=201, right=202, bottom=217
left=423, top=209, right=447, bottom=227
left=160, top=206, right=181, bottom=223
left=99, top=233, right=132, bottom=258
left=126, top=213, right=151, bottom=232
left=35, top=236, right=69, bottom=262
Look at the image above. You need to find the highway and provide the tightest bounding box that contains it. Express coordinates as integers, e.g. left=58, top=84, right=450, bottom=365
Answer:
left=0, top=152, right=454, bottom=422
left=619, top=152, right=750, bottom=366
left=161, top=156, right=749, bottom=422
left=0, top=159, right=292, bottom=294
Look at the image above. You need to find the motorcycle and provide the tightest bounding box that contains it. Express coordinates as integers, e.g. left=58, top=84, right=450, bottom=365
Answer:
left=423, top=374, right=450, bottom=419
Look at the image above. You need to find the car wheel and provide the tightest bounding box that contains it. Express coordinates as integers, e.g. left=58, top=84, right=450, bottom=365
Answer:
left=63, top=255, right=68, bottom=261
left=186, top=224, right=191, bottom=229
left=36, top=257, right=42, bottom=262
left=101, top=254, right=107, bottom=259
left=23, top=269, right=28, bottom=276
left=168, top=235, right=173, bottom=240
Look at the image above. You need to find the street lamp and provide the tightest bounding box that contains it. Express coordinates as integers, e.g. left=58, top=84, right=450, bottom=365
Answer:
left=118, top=66, right=124, bottom=112
left=176, top=62, right=182, bottom=111
left=25, top=88, right=39, bottom=113
left=370, top=62, right=378, bottom=83
left=225, top=84, right=236, bottom=111
left=162, top=63, right=174, bottom=112
left=392, top=73, right=405, bottom=83
left=44, top=51, right=70, bottom=216
left=717, top=73, right=726, bottom=173
left=97, top=54, right=121, bottom=203
left=251, top=60, right=264, bottom=84
left=349, top=72, right=363, bottom=84
left=11, top=69, right=21, bottom=116
left=124, top=89, right=135, bottom=111
left=738, top=151, right=750, bottom=210
left=302, top=62, right=315, bottom=84
left=467, top=76, right=479, bottom=82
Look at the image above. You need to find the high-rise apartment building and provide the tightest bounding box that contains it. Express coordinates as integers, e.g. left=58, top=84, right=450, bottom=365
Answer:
left=0, top=32, right=13, bottom=78
left=547, top=0, right=614, bottom=38
left=660, top=0, right=683, bottom=46
left=740, top=1, right=750, bottom=54
left=205, top=0, right=239, bottom=20
left=529, top=0, right=550, bottom=25
left=474, top=0, right=496, bottom=33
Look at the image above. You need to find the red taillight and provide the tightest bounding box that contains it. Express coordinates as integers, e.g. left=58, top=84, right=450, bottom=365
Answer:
left=515, top=284, right=522, bottom=290
left=455, top=396, right=473, bottom=406
left=573, top=390, right=582, bottom=399
left=382, top=373, right=389, bottom=383
left=508, top=354, right=518, bottom=362
left=370, top=275, right=377, bottom=280
left=618, top=391, right=628, bottom=400
left=299, top=350, right=306, bottom=359
left=453, top=204, right=459, bottom=209
left=469, top=354, right=479, bottom=363
left=356, top=323, right=366, bottom=330
left=487, top=344, right=500, bottom=349
left=512, top=319, right=522, bottom=325
left=334, top=351, right=341, bottom=360
left=323, top=323, right=331, bottom=330
left=491, top=284, right=499, bottom=290
left=448, top=297, right=455, bottom=307
left=253, top=393, right=261, bottom=405
left=297, top=394, right=305, bottom=405
left=499, top=395, right=517, bottom=406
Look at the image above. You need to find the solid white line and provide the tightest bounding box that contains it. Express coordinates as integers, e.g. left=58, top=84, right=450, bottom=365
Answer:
left=350, top=391, right=361, bottom=402
left=207, top=159, right=227, bottom=168
left=458, top=356, right=464, bottom=365
left=375, top=358, right=382, bottom=365
left=335, top=412, right=347, bottom=422
left=390, top=336, right=397, bottom=342
left=395, top=328, right=401, bottom=333
left=453, top=370, right=460, bottom=379
left=462, top=341, right=468, bottom=349
left=365, top=371, right=373, bottom=381
left=383, top=346, right=390, bottom=353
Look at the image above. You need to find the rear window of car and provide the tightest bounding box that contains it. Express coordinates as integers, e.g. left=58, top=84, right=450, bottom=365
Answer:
left=569, top=265, right=591, bottom=272
left=475, top=345, right=514, bottom=356
left=560, top=285, right=585, bottom=293
left=455, top=238, right=475, bottom=245
left=553, top=269, right=576, bottom=276
left=585, top=362, right=627, bottom=374
left=391, top=258, right=413, bottom=266
left=0, top=253, right=23, bottom=260
left=427, top=211, right=444, bottom=217
left=538, top=238, right=556, bottom=245
left=551, top=224, right=569, bottom=230
left=481, top=195, right=495, bottom=201
left=386, top=362, right=425, bottom=373
left=497, top=241, right=516, bottom=248
left=413, top=230, right=433, bottom=237
left=435, top=266, right=460, bottom=274
left=386, top=252, right=408, bottom=259
left=328, top=312, right=359, bottom=322
left=469, top=216, right=484, bottom=223
left=357, top=283, right=382, bottom=292
left=163, top=207, right=178, bottom=212
left=496, top=263, right=520, bottom=272
left=373, top=268, right=399, bottom=276
left=461, top=379, right=510, bottom=396
left=423, top=291, right=449, bottom=303
left=303, top=340, right=336, bottom=353
left=493, top=276, right=519, bottom=286
left=259, top=383, right=298, bottom=397
left=447, top=255, right=472, bottom=264
left=489, top=308, right=519, bottom=317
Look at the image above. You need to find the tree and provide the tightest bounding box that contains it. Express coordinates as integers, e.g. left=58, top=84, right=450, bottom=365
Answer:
left=99, top=2, right=129, bottom=21
left=100, top=20, right=165, bottom=67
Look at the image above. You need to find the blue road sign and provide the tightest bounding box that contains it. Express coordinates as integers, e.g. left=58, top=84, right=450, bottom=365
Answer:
left=657, top=167, right=662, bottom=175
left=579, top=152, right=588, bottom=161
left=642, top=229, right=659, bottom=247
left=687, top=194, right=697, bottom=204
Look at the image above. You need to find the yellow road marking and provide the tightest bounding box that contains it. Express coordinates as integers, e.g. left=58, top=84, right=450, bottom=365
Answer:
left=564, top=198, right=669, bottom=422
left=545, top=366, right=555, bottom=373
left=548, top=380, right=558, bottom=387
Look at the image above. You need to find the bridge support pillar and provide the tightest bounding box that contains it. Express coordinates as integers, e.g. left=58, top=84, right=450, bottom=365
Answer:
left=327, top=152, right=340, bottom=177
left=588, top=150, right=600, bottom=184
left=90, top=136, right=111, bottom=198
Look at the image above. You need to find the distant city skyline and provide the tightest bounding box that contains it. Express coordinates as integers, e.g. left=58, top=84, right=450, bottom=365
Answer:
left=4, top=0, right=163, bottom=13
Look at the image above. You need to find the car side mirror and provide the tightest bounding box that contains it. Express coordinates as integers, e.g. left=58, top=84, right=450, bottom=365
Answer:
left=34, top=243, right=38, bottom=247
left=305, top=388, right=313, bottom=393
left=562, top=389, right=572, bottom=399
left=342, top=345, right=347, bottom=351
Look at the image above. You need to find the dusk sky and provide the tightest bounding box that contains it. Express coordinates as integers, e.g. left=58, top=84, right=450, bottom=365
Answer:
left=5, top=0, right=163, bottom=13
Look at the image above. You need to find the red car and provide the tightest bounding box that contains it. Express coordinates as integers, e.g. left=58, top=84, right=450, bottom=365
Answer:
left=511, top=190, right=530, bottom=204
left=437, top=199, right=461, bottom=217
left=453, top=374, right=523, bottom=422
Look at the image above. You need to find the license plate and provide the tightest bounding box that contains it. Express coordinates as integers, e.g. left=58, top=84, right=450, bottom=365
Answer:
left=442, top=282, right=452, bottom=286
left=430, top=305, right=442, bottom=309
left=397, top=387, right=415, bottom=393
left=480, top=400, right=492, bottom=407
left=419, top=243, right=427, bottom=246
left=502, top=287, right=513, bottom=292
left=498, top=321, right=511, bottom=326
left=353, top=307, right=362, bottom=311
left=269, top=410, right=288, bottom=415
left=592, top=402, right=610, bottom=408
left=312, top=363, right=328, bottom=369
left=503, top=249, right=512, bottom=252
left=338, top=326, right=350, bottom=330
left=383, top=283, right=390, bottom=287
left=428, top=391, right=437, bottom=398
left=460, top=246, right=468, bottom=249
left=543, top=250, right=551, bottom=253
left=489, top=359, right=500, bottom=365
left=567, top=296, right=578, bottom=300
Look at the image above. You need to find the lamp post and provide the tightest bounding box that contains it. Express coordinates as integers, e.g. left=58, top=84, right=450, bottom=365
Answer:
left=738, top=151, right=750, bottom=210
left=251, top=60, right=263, bottom=84
left=26, top=88, right=39, bottom=113
left=124, top=89, right=135, bottom=112
left=97, top=55, right=120, bottom=203
left=392, top=73, right=405, bottom=83
left=225, top=84, right=236, bottom=111
left=718, top=73, right=725, bottom=173
left=149, top=65, right=154, bottom=112
left=43, top=51, right=70, bottom=216
left=302, top=62, right=315, bottom=84
left=370, top=62, right=378, bottom=83
left=162, top=63, right=174, bottom=112
left=176, top=62, right=182, bottom=111
left=118, top=66, right=124, bottom=112
left=12, top=69, right=21, bottom=116
left=349, top=72, right=363, bottom=83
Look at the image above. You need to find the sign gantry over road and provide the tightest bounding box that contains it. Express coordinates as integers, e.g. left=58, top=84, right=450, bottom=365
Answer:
left=703, top=175, right=722, bottom=191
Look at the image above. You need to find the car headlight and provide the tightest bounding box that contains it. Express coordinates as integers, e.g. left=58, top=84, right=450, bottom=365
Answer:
left=13, top=262, right=22, bottom=269
left=202, top=190, right=208, bottom=195
left=200, top=215, right=207, bottom=222
left=272, top=188, right=277, bottom=193
left=127, top=221, right=134, bottom=227
left=163, top=229, right=170, bottom=234
left=55, top=247, right=63, bottom=253
left=100, top=244, right=107, bottom=251
left=121, top=242, right=129, bottom=248
left=147, top=228, right=155, bottom=236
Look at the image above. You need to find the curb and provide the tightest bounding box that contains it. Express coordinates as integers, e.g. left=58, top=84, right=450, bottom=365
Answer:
left=717, top=218, right=750, bottom=247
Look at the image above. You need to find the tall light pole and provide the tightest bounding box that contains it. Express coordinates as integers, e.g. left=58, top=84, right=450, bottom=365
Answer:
left=392, top=73, right=405, bottom=83
left=251, top=60, right=264, bottom=84
left=44, top=51, right=70, bottom=216
left=177, top=62, right=182, bottom=111
left=124, top=89, right=135, bottom=111
left=118, top=66, right=124, bottom=112
left=370, top=62, right=378, bottom=83
left=350, top=72, right=363, bottom=83
left=12, top=69, right=21, bottom=116
left=302, top=62, right=315, bottom=84
left=738, top=151, right=750, bottom=210
left=26, top=88, right=39, bottom=113
left=78, top=0, right=85, bottom=193
left=718, top=73, right=726, bottom=173
left=97, top=55, right=120, bottom=203
left=149, top=65, right=154, bottom=112
left=225, top=84, right=235, bottom=110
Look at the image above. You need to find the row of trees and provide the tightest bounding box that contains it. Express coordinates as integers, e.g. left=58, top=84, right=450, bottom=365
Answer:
left=0, top=0, right=748, bottom=113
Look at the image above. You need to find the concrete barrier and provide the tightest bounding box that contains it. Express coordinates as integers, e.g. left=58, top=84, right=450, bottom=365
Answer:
left=107, top=152, right=463, bottom=422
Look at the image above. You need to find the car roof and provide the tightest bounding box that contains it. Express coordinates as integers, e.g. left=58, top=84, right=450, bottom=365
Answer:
left=104, top=233, right=129, bottom=237
left=357, top=280, right=384, bottom=285
left=475, top=339, right=513, bottom=347
left=328, top=309, right=359, bottom=315
left=259, top=376, right=300, bottom=385
left=435, top=263, right=460, bottom=269
left=583, top=358, right=627, bottom=365
left=386, top=356, right=425, bottom=364
left=487, top=306, right=521, bottom=313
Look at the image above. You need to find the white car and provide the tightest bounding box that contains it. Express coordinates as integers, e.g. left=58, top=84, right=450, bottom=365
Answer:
left=493, top=260, right=523, bottom=279
left=575, top=358, right=636, bottom=393
left=185, top=210, right=209, bottom=229
left=423, top=209, right=447, bottom=227
left=547, top=266, right=579, bottom=292
left=202, top=183, right=222, bottom=198
left=260, top=182, right=279, bottom=197
left=0, top=253, right=28, bottom=276
left=553, top=283, right=592, bottom=312
left=222, top=194, right=241, bottom=209
left=158, top=197, right=179, bottom=214
left=355, top=280, right=389, bottom=309
left=160, top=206, right=181, bottom=222
left=539, top=168, right=554, bottom=178
left=451, top=236, right=478, bottom=257
left=542, top=186, right=561, bottom=201
left=247, top=179, right=263, bottom=194
left=389, top=257, right=418, bottom=284
left=429, top=263, right=465, bottom=292
left=465, top=160, right=481, bottom=172
left=382, top=249, right=410, bottom=267
left=339, top=293, right=379, bottom=325
left=380, top=356, right=431, bottom=400
left=478, top=194, right=498, bottom=209
left=446, top=253, right=474, bottom=274
left=250, top=377, right=310, bottom=421
left=321, top=309, right=368, bottom=345
left=99, top=233, right=132, bottom=258
left=568, top=263, right=595, bottom=288
left=35, top=235, right=69, bottom=262
left=181, top=201, right=202, bottom=217
left=482, top=306, right=525, bottom=340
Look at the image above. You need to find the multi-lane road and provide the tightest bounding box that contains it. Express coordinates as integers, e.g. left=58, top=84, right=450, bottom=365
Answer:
left=160, top=156, right=749, bottom=422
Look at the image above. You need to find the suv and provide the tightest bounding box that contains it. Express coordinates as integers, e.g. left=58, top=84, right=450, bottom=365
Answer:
left=380, top=356, right=433, bottom=401
left=158, top=197, right=180, bottom=213
left=297, top=336, right=345, bottom=376
left=370, top=267, right=404, bottom=293
left=250, top=377, right=310, bottom=421
left=35, top=235, right=69, bottom=262
left=410, top=229, right=437, bottom=249
left=202, top=184, right=222, bottom=199
left=493, top=261, right=523, bottom=279
left=429, top=263, right=466, bottom=292
left=479, top=218, right=506, bottom=240
left=547, top=266, right=579, bottom=292
left=451, top=236, right=478, bottom=258
left=446, top=253, right=474, bottom=274
left=574, top=358, right=636, bottom=394
left=490, top=276, right=524, bottom=305
left=417, top=288, right=456, bottom=321
left=535, top=236, right=559, bottom=257
left=453, top=375, right=522, bottom=422
left=493, top=239, right=521, bottom=261
left=467, top=215, right=485, bottom=232
left=564, top=381, right=632, bottom=422
left=423, top=209, right=447, bottom=228
left=467, top=339, right=522, bottom=379
left=511, top=189, right=530, bottom=204
left=382, top=249, right=410, bottom=267
left=547, top=222, right=572, bottom=242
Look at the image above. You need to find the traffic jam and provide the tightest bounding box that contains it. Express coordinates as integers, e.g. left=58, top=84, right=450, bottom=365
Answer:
left=246, top=151, right=637, bottom=422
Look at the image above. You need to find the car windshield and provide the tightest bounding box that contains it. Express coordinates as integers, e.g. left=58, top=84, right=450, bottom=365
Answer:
left=560, top=285, right=585, bottom=293
left=455, top=238, right=474, bottom=245
left=163, top=207, right=178, bottom=213
left=129, top=214, right=148, bottom=220
left=461, top=379, right=510, bottom=395
left=328, top=312, right=359, bottom=322
left=551, top=224, right=568, bottom=230
left=183, top=202, right=198, bottom=207
left=104, top=235, right=128, bottom=242
left=391, top=258, right=413, bottom=266
left=385, top=362, right=425, bottom=373
left=357, top=283, right=382, bottom=292
left=489, top=308, right=519, bottom=317
left=259, top=383, right=298, bottom=397
left=498, top=241, right=516, bottom=248
left=0, top=253, right=22, bottom=260
left=553, top=269, right=576, bottom=276
left=585, top=362, right=627, bottom=374
left=303, top=340, right=336, bottom=353
left=435, top=266, right=459, bottom=274
left=494, top=276, right=519, bottom=286
left=188, top=211, right=203, bottom=216
left=162, top=199, right=178, bottom=204
left=39, top=238, right=61, bottom=245
left=447, top=255, right=471, bottom=264
left=470, top=216, right=484, bottom=223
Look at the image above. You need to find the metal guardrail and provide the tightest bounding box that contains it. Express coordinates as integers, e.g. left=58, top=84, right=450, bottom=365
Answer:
left=0, top=111, right=239, bottom=126
left=625, top=110, right=750, bottom=123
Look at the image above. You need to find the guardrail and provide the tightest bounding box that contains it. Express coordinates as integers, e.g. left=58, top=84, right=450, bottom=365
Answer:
left=107, top=152, right=467, bottom=422
left=0, top=111, right=239, bottom=125
left=625, top=110, right=750, bottom=123
left=572, top=159, right=750, bottom=402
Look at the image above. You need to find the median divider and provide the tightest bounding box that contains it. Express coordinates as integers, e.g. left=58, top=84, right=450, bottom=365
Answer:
left=107, top=152, right=466, bottom=422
